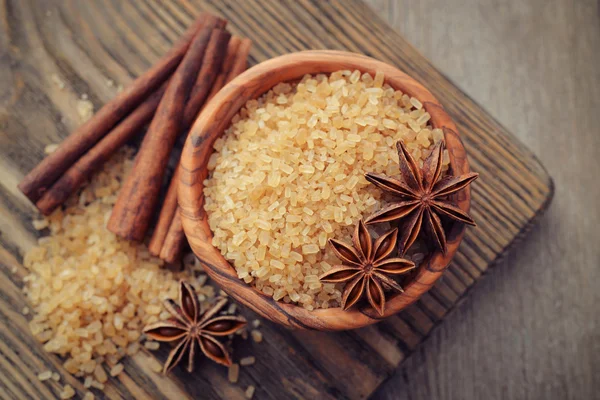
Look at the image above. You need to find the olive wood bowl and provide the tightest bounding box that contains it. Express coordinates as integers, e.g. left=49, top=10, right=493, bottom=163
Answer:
left=179, top=50, right=471, bottom=331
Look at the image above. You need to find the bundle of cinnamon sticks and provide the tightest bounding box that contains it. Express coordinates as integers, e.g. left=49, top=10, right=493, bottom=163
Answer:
left=18, top=13, right=252, bottom=264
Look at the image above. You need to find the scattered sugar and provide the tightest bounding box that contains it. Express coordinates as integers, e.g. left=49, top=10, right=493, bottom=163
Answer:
left=44, top=143, right=60, bottom=155
left=228, top=363, right=240, bottom=383
left=94, top=365, right=107, bottom=383
left=227, top=303, right=237, bottom=314
left=90, top=380, right=104, bottom=390
left=245, top=385, right=256, bottom=399
left=147, top=356, right=163, bottom=373
left=59, top=385, right=75, bottom=399
left=109, top=363, right=124, bottom=377
left=51, top=74, right=65, bottom=90
left=22, top=149, right=191, bottom=390
left=250, top=330, right=263, bottom=343
left=83, top=392, right=95, bottom=400
left=76, top=99, right=94, bottom=122
left=240, top=356, right=255, bottom=366
left=32, top=219, right=49, bottom=230
left=83, top=376, right=93, bottom=388
left=144, top=341, right=159, bottom=350
left=37, top=371, right=52, bottom=381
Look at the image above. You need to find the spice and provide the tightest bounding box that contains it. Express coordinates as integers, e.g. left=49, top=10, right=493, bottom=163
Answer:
left=207, top=37, right=241, bottom=99
left=148, top=29, right=233, bottom=260
left=182, top=29, right=233, bottom=126
left=108, top=18, right=226, bottom=241
left=159, top=215, right=187, bottom=264
left=224, top=38, right=252, bottom=83
left=320, top=220, right=414, bottom=315
left=143, top=281, right=246, bottom=373
left=35, top=86, right=166, bottom=215
left=365, top=141, right=478, bottom=253
left=23, top=19, right=253, bottom=231
left=149, top=37, right=251, bottom=263
left=17, top=13, right=216, bottom=204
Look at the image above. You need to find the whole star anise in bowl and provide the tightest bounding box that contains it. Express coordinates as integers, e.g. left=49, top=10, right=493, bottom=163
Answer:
left=178, top=51, right=476, bottom=330
left=320, top=220, right=415, bottom=316
left=365, top=140, right=478, bottom=255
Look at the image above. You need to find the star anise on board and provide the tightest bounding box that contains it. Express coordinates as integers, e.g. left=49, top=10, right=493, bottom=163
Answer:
left=319, top=220, right=415, bottom=316
left=143, top=280, right=246, bottom=373
left=365, top=141, right=478, bottom=254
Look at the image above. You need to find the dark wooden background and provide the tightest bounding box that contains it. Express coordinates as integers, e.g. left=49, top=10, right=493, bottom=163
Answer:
left=367, top=0, right=600, bottom=399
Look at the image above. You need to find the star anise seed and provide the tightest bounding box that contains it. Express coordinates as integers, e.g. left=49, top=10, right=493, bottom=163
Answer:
left=365, top=141, right=478, bottom=254
left=143, top=280, right=246, bottom=373
left=320, top=220, right=415, bottom=316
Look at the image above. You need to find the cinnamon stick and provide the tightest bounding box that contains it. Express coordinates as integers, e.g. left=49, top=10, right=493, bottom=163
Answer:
left=148, top=166, right=180, bottom=256
left=33, top=25, right=230, bottom=216
left=18, top=13, right=220, bottom=203
left=183, top=30, right=232, bottom=127
left=35, top=85, right=166, bottom=215
left=155, top=38, right=252, bottom=263
left=148, top=30, right=231, bottom=256
left=207, top=37, right=241, bottom=99
left=160, top=212, right=187, bottom=264
left=107, top=24, right=224, bottom=241
left=224, top=38, right=252, bottom=84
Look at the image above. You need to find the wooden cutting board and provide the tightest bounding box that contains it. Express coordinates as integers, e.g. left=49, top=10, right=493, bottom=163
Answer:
left=0, top=0, right=554, bottom=399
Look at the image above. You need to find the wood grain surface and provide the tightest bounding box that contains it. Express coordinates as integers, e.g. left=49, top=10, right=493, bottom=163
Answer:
left=366, top=0, right=600, bottom=399
left=0, top=0, right=558, bottom=399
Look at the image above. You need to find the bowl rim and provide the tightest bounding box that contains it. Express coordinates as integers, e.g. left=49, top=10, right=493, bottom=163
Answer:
left=179, top=50, right=471, bottom=331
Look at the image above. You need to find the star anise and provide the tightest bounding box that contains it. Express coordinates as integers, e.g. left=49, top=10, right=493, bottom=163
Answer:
left=319, top=220, right=415, bottom=316
left=143, top=280, right=246, bottom=373
left=365, top=141, right=478, bottom=254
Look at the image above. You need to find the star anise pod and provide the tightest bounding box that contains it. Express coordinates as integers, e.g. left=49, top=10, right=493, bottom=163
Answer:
left=319, top=220, right=415, bottom=316
left=365, top=141, right=478, bottom=254
left=143, top=280, right=246, bottom=373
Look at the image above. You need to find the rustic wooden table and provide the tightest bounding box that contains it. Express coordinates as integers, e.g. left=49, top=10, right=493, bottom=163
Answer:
left=366, top=0, right=599, bottom=399
left=0, top=0, right=595, bottom=399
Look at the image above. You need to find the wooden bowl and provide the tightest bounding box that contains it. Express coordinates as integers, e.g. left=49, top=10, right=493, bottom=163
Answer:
left=179, top=50, right=471, bottom=331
